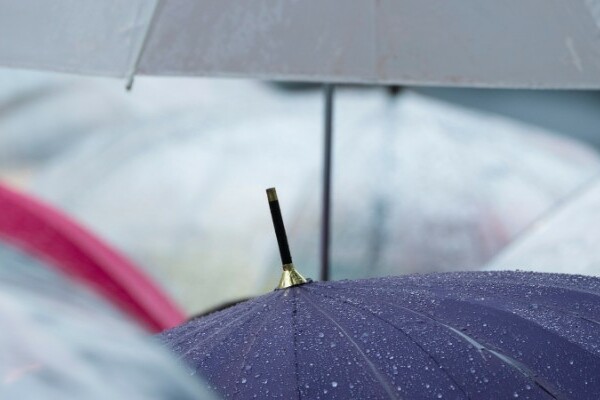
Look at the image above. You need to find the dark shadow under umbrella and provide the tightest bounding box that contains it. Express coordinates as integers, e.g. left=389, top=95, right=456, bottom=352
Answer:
left=158, top=189, right=600, bottom=399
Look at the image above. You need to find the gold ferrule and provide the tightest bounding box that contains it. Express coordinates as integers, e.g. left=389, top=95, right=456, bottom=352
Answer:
left=282, top=263, right=294, bottom=271
left=277, top=263, right=308, bottom=289
left=266, top=188, right=278, bottom=202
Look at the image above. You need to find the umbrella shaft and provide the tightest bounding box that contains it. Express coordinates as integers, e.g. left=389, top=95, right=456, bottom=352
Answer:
left=320, top=84, right=335, bottom=282
left=267, top=190, right=293, bottom=265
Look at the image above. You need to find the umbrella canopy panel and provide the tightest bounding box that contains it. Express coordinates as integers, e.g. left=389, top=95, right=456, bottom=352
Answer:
left=159, top=271, right=600, bottom=399
left=0, top=259, right=217, bottom=400
left=33, top=90, right=600, bottom=313
left=486, top=174, right=600, bottom=276
left=2, top=1, right=600, bottom=88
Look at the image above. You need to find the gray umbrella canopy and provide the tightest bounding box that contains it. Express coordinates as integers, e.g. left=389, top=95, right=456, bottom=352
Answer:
left=2, top=1, right=600, bottom=88
left=0, top=241, right=218, bottom=400
left=32, top=90, right=600, bottom=313
left=486, top=174, right=600, bottom=276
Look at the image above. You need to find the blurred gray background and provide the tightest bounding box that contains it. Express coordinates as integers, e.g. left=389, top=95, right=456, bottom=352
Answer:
left=2, top=68, right=599, bottom=314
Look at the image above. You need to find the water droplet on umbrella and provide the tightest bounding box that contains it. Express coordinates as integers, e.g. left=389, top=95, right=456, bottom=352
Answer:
left=331, top=381, right=338, bottom=388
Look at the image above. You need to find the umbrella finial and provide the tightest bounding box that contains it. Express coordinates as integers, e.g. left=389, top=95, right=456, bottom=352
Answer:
left=266, top=188, right=308, bottom=289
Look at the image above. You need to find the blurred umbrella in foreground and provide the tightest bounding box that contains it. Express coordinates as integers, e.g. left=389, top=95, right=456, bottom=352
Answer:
left=33, top=92, right=600, bottom=313
left=0, top=262, right=218, bottom=400
left=486, top=174, right=600, bottom=276
left=0, top=181, right=185, bottom=331
left=158, top=189, right=600, bottom=399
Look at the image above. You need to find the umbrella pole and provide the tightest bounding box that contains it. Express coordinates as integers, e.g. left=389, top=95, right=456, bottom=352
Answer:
left=320, top=84, right=335, bottom=282
left=266, top=188, right=308, bottom=289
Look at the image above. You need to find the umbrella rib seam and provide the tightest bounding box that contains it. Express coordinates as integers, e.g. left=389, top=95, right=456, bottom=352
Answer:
left=126, top=0, right=162, bottom=86
left=168, top=303, right=259, bottom=349
left=311, top=287, right=563, bottom=399
left=177, top=300, right=270, bottom=361
left=292, top=290, right=303, bottom=400
left=345, top=283, right=600, bottom=357
left=393, top=299, right=563, bottom=400
left=231, top=298, right=278, bottom=400
left=298, top=290, right=401, bottom=400
left=389, top=300, right=562, bottom=400
left=359, top=273, right=600, bottom=300
left=331, top=277, right=600, bottom=301
left=416, top=283, right=600, bottom=330
left=193, top=296, right=275, bottom=329
left=437, top=277, right=600, bottom=302
left=323, top=282, right=600, bottom=334
left=308, top=289, right=471, bottom=399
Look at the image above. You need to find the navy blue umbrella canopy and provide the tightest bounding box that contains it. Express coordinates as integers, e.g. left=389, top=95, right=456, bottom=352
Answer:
left=158, top=271, right=600, bottom=399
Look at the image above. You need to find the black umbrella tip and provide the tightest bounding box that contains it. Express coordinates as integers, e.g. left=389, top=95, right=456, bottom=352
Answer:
left=265, top=187, right=308, bottom=289
left=266, top=187, right=278, bottom=202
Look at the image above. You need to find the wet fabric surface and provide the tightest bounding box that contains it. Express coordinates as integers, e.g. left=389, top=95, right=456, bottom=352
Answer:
left=159, top=271, right=600, bottom=399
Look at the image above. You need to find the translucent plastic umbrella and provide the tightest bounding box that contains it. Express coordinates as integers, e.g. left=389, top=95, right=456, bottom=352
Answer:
left=0, top=257, right=218, bottom=400
left=0, top=70, right=134, bottom=170
left=0, top=181, right=185, bottom=331
left=33, top=92, right=600, bottom=313
left=486, top=174, right=600, bottom=275
left=2, top=1, right=600, bottom=88
left=0, top=68, right=279, bottom=171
